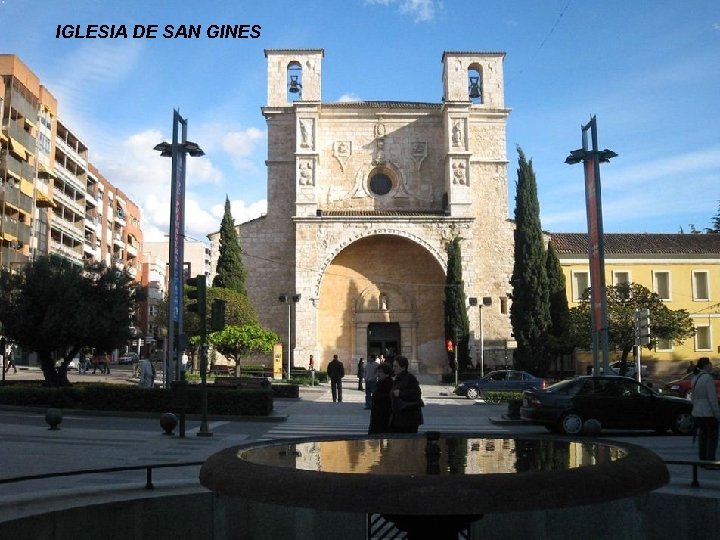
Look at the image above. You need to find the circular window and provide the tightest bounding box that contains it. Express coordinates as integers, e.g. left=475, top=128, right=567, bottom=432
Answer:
left=369, top=173, right=393, bottom=196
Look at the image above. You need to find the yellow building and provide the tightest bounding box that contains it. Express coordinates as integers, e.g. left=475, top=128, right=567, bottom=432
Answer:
left=552, top=233, right=720, bottom=378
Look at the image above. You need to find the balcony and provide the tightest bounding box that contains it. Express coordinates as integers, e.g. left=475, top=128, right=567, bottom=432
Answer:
left=54, top=164, right=87, bottom=194
left=55, top=137, right=88, bottom=168
left=50, top=214, right=85, bottom=244
left=50, top=240, right=83, bottom=264
left=53, top=188, right=85, bottom=216
left=7, top=123, right=36, bottom=156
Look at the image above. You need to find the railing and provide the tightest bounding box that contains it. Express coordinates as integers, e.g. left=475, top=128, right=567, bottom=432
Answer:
left=0, top=461, right=205, bottom=490
left=664, top=459, right=720, bottom=487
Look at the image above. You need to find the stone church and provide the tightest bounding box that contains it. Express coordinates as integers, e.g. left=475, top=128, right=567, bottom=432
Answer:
left=225, top=49, right=515, bottom=374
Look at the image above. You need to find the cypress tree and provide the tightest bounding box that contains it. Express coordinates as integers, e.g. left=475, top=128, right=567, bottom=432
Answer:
left=545, top=241, right=572, bottom=371
left=444, top=237, right=471, bottom=372
left=509, top=147, right=550, bottom=373
left=212, top=196, right=247, bottom=295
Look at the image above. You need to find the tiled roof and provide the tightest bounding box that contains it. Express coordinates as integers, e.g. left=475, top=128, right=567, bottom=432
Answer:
left=318, top=209, right=446, bottom=217
left=551, top=233, right=720, bottom=255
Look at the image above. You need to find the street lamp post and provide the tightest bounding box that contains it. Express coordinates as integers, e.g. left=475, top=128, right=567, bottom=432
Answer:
left=565, top=115, right=616, bottom=376
left=278, top=293, right=301, bottom=380
left=154, top=110, right=204, bottom=387
left=469, top=296, right=492, bottom=377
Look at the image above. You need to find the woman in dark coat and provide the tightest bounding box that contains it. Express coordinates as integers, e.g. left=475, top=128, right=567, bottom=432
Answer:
left=390, top=355, right=424, bottom=433
left=368, top=362, right=394, bottom=434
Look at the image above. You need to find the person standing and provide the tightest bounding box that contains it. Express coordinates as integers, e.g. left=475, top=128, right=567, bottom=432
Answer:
left=364, top=355, right=379, bottom=410
left=327, top=354, right=345, bottom=403
left=357, top=357, right=365, bottom=391
left=390, top=355, right=424, bottom=433
left=691, top=357, right=720, bottom=466
left=368, top=362, right=394, bottom=434
left=138, top=357, right=156, bottom=388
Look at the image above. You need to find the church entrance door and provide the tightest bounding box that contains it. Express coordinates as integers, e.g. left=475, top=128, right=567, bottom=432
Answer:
left=367, top=322, right=400, bottom=364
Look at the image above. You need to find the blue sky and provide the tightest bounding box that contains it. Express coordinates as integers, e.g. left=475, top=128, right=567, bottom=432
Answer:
left=1, top=0, right=718, bottom=241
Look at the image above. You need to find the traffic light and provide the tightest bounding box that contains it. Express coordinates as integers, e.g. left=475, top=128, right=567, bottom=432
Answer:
left=210, top=299, right=226, bottom=331
left=635, top=308, right=651, bottom=346
left=186, top=274, right=207, bottom=318
left=446, top=339, right=454, bottom=353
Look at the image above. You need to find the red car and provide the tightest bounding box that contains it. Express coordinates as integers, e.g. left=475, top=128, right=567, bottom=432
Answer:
left=662, top=371, right=720, bottom=399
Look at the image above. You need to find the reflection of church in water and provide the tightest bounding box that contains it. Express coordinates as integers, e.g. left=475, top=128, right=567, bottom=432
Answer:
left=233, top=49, right=515, bottom=374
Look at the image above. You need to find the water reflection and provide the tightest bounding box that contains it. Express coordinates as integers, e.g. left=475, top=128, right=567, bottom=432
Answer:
left=238, top=438, right=627, bottom=476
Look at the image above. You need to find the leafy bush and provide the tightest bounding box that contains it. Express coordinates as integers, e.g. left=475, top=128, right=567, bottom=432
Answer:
left=480, top=391, right=523, bottom=404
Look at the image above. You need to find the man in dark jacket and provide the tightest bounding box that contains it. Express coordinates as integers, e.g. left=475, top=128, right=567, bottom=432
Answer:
left=368, top=362, right=393, bottom=434
left=390, top=355, right=424, bottom=433
left=327, top=354, right=345, bottom=403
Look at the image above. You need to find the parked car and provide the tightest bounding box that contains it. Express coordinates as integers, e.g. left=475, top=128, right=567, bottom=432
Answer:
left=54, top=357, right=79, bottom=370
left=592, top=361, right=648, bottom=378
left=118, top=352, right=139, bottom=365
left=662, top=371, right=720, bottom=399
left=520, top=375, right=694, bottom=436
left=454, top=370, right=547, bottom=400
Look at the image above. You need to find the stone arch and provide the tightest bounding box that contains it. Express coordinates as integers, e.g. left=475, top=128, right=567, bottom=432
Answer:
left=314, top=229, right=446, bottom=297
left=467, top=63, right=483, bottom=104
left=287, top=61, right=303, bottom=101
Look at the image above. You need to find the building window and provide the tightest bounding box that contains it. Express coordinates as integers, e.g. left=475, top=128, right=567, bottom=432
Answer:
left=693, top=271, right=709, bottom=301
left=369, top=173, right=393, bottom=196
left=695, top=325, right=711, bottom=351
left=653, top=271, right=671, bottom=300
left=655, top=338, right=673, bottom=352
left=572, top=271, right=589, bottom=301
left=612, top=271, right=630, bottom=286
left=500, top=296, right=508, bottom=315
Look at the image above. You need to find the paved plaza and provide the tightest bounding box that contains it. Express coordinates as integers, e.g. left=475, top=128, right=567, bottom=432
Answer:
left=1, top=369, right=719, bottom=526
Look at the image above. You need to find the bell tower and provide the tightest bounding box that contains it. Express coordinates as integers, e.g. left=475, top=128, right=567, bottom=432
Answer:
left=264, top=49, right=324, bottom=107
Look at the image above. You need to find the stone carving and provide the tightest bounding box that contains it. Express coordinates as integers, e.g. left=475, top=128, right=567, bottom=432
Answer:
left=373, top=138, right=386, bottom=165
left=452, top=120, right=464, bottom=147
left=333, top=140, right=352, bottom=171
left=298, top=159, right=315, bottom=186
left=452, top=160, right=467, bottom=185
left=374, top=121, right=386, bottom=139
left=299, top=119, right=313, bottom=149
left=411, top=141, right=427, bottom=169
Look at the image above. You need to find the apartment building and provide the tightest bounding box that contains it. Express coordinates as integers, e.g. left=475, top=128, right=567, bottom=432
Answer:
left=1, top=54, right=143, bottom=276
left=552, top=232, right=720, bottom=377
left=0, top=55, right=57, bottom=270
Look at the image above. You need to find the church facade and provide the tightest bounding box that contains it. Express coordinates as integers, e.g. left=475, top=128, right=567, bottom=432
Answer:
left=225, top=49, right=516, bottom=374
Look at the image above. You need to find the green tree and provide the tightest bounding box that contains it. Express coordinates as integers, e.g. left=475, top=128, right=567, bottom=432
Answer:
left=569, top=282, right=695, bottom=373
left=0, top=257, right=136, bottom=386
left=208, top=323, right=279, bottom=371
left=183, top=286, right=257, bottom=339
left=510, top=147, right=550, bottom=374
left=705, top=200, right=720, bottom=233
left=444, top=237, right=471, bottom=372
left=212, top=196, right=247, bottom=295
left=545, top=242, right=574, bottom=368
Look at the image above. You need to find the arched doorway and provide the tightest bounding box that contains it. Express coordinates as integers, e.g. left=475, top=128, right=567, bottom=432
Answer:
left=316, top=234, right=445, bottom=373
left=367, top=322, right=400, bottom=363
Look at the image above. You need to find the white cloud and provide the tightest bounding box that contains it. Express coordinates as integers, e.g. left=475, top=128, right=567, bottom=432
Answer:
left=605, top=147, right=720, bottom=188
left=364, top=0, right=440, bottom=22
left=337, top=93, right=362, bottom=102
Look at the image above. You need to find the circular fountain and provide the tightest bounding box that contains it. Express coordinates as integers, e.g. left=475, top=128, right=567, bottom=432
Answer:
left=200, top=433, right=668, bottom=538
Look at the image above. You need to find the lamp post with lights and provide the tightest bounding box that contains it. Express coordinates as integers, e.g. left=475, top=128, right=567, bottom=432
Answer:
left=154, top=110, right=204, bottom=386
left=564, top=115, right=616, bottom=376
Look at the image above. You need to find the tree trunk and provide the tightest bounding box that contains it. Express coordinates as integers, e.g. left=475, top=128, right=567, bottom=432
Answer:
left=38, top=350, right=71, bottom=387
left=617, top=347, right=632, bottom=377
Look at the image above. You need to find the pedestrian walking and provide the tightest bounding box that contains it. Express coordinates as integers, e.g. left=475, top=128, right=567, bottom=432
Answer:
left=4, top=345, right=17, bottom=374
left=357, top=357, right=365, bottom=391
left=364, top=355, right=379, bottom=409
left=327, top=354, right=345, bottom=403
left=368, top=362, right=393, bottom=434
left=390, top=355, right=424, bottom=433
left=691, top=357, right=720, bottom=467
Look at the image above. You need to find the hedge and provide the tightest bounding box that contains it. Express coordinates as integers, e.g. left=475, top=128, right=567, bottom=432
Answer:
left=0, top=383, right=273, bottom=416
